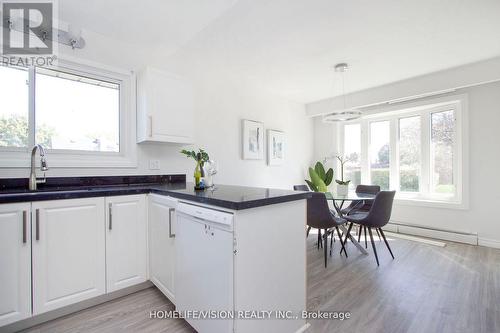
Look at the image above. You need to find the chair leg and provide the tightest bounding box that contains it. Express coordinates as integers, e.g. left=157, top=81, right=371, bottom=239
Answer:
left=375, top=228, right=382, bottom=241
left=364, top=226, right=368, bottom=248
left=317, top=229, right=323, bottom=249
left=341, top=222, right=354, bottom=252
left=336, top=226, right=348, bottom=258
left=330, top=230, right=334, bottom=256
left=324, top=229, right=328, bottom=268
left=368, top=227, right=379, bottom=266
left=379, top=228, right=395, bottom=259
left=357, top=225, right=362, bottom=243
left=306, top=226, right=311, bottom=238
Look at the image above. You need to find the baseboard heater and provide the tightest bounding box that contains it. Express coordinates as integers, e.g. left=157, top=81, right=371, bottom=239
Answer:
left=385, top=221, right=478, bottom=245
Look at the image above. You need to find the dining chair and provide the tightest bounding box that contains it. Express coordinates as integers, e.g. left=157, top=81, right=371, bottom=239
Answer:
left=307, top=192, right=348, bottom=267
left=293, top=185, right=310, bottom=191
left=342, top=191, right=396, bottom=266
left=340, top=185, right=381, bottom=246
left=293, top=184, right=317, bottom=241
left=341, top=184, right=381, bottom=215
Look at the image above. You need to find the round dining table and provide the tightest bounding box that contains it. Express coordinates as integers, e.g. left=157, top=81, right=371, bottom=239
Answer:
left=325, top=191, right=377, bottom=255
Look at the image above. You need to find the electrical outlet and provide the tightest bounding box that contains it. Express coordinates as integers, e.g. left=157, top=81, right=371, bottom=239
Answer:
left=149, top=160, right=160, bottom=170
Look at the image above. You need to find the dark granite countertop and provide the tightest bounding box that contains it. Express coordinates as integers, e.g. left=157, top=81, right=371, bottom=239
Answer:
left=0, top=175, right=311, bottom=210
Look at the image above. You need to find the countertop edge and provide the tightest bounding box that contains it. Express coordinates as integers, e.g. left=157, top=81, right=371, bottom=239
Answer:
left=0, top=187, right=312, bottom=210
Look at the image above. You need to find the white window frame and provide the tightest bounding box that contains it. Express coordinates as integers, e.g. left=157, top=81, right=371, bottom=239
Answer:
left=0, top=57, right=137, bottom=168
left=338, top=94, right=469, bottom=209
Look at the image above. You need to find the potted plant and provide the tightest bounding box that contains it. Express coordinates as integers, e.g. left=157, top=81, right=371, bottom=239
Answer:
left=305, top=161, right=334, bottom=192
left=180, top=148, right=210, bottom=190
left=335, top=155, right=351, bottom=195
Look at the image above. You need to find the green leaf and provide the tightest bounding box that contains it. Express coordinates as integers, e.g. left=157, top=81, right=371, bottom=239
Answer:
left=309, top=167, right=327, bottom=192
left=335, top=179, right=350, bottom=186
left=315, top=162, right=326, bottom=180
left=305, top=180, right=317, bottom=192
left=324, top=168, right=334, bottom=186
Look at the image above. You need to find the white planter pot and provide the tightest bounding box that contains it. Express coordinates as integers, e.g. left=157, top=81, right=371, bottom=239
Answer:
left=336, top=184, right=348, bottom=196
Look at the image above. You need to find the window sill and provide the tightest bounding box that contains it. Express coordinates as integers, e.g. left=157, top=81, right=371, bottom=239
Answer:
left=0, top=150, right=137, bottom=169
left=394, top=197, right=468, bottom=210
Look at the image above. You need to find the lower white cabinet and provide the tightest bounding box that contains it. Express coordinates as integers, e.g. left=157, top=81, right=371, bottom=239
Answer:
left=32, top=198, right=106, bottom=315
left=0, top=203, right=31, bottom=327
left=0, top=194, right=149, bottom=328
left=148, top=194, right=177, bottom=301
left=105, top=195, right=147, bottom=292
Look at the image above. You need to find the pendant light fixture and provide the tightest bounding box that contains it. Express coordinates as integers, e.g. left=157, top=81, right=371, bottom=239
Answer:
left=323, top=63, right=362, bottom=122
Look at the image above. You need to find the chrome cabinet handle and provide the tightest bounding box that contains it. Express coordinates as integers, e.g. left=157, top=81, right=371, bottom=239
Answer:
left=22, top=210, right=27, bottom=243
left=168, top=208, right=175, bottom=238
left=35, top=209, right=40, bottom=241
left=109, top=203, right=113, bottom=230
left=148, top=115, right=153, bottom=137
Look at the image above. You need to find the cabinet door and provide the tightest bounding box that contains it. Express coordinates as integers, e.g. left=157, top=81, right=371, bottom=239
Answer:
left=150, top=69, right=193, bottom=142
left=137, top=67, right=194, bottom=144
left=0, top=203, right=31, bottom=327
left=148, top=194, right=177, bottom=302
left=32, top=198, right=105, bottom=315
left=106, top=195, right=147, bottom=292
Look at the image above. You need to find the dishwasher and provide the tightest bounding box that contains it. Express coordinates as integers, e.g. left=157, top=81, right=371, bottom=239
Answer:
left=175, top=202, right=234, bottom=333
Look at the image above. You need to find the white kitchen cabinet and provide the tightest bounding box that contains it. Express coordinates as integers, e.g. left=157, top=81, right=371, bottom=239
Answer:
left=31, top=198, right=106, bottom=315
left=0, top=203, right=31, bottom=327
left=105, top=195, right=147, bottom=292
left=136, top=67, right=194, bottom=144
left=148, top=194, right=177, bottom=301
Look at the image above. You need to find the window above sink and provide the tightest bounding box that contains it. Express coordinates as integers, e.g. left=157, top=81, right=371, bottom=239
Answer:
left=0, top=58, right=136, bottom=169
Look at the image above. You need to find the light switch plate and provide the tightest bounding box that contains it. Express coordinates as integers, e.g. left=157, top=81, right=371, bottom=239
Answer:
left=149, top=160, right=160, bottom=170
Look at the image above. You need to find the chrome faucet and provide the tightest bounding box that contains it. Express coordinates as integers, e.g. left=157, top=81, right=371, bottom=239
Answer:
left=29, top=145, right=49, bottom=191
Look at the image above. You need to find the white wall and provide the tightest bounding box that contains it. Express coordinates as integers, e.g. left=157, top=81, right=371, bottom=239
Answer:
left=0, top=29, right=314, bottom=189
left=313, top=81, right=500, bottom=246
left=188, top=72, right=313, bottom=188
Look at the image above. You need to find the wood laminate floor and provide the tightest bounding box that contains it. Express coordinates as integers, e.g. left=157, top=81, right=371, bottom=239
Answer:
left=20, top=233, right=500, bottom=333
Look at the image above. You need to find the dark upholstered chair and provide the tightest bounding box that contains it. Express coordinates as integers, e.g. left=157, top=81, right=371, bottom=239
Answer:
left=340, top=185, right=381, bottom=246
left=293, top=184, right=310, bottom=191
left=307, top=192, right=347, bottom=267
left=294, top=184, right=317, bottom=240
left=343, top=191, right=396, bottom=266
left=341, top=185, right=381, bottom=215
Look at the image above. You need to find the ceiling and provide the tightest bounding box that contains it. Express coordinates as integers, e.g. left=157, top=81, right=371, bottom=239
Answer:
left=60, top=0, right=500, bottom=103
left=59, top=0, right=238, bottom=55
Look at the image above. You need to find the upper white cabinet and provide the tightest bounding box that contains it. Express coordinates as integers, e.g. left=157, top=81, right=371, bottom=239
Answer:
left=31, top=198, right=106, bottom=315
left=0, top=203, right=31, bottom=327
left=136, top=67, right=194, bottom=144
left=105, top=195, right=147, bottom=293
left=148, top=194, right=177, bottom=302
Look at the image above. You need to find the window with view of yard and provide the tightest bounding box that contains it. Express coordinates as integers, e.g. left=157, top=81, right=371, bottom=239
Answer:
left=0, top=65, right=120, bottom=153
left=431, top=110, right=455, bottom=195
left=370, top=121, right=390, bottom=190
left=399, top=116, right=421, bottom=192
left=343, top=124, right=361, bottom=190
left=341, top=99, right=463, bottom=204
left=0, top=66, right=29, bottom=148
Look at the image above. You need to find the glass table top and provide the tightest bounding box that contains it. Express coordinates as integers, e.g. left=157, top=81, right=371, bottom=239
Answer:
left=324, top=191, right=376, bottom=201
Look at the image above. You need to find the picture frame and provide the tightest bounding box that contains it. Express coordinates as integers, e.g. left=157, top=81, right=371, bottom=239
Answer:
left=267, top=129, right=285, bottom=166
left=242, top=119, right=264, bottom=160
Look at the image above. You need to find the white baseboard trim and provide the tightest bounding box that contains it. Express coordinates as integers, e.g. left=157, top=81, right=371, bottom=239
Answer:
left=387, top=222, right=478, bottom=245
left=384, top=231, right=447, bottom=247
left=478, top=237, right=500, bottom=249
left=382, top=223, right=398, bottom=233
